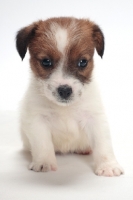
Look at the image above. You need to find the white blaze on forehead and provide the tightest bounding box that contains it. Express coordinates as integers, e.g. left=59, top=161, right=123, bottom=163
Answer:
left=54, top=26, right=68, bottom=53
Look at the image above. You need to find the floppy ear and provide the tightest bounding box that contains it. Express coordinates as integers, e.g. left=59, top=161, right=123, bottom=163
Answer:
left=16, top=24, right=36, bottom=60
left=92, top=25, right=104, bottom=58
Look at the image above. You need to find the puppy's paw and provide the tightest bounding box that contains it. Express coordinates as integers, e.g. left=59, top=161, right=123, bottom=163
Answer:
left=95, top=162, right=124, bottom=177
left=29, top=160, right=57, bottom=172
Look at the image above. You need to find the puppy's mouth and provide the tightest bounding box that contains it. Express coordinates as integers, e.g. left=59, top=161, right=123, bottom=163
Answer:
left=57, top=97, right=73, bottom=105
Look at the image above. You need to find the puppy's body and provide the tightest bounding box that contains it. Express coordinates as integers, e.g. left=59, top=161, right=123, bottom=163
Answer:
left=17, top=17, right=123, bottom=176
left=21, top=77, right=100, bottom=153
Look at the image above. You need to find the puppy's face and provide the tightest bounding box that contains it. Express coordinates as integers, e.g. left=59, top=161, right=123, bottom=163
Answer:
left=16, top=17, right=104, bottom=105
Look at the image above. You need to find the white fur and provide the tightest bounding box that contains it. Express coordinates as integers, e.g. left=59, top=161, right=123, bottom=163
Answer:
left=54, top=27, right=68, bottom=53
left=20, top=25, right=123, bottom=176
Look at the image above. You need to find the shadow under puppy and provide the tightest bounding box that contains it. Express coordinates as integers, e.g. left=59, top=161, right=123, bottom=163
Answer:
left=16, top=17, right=123, bottom=176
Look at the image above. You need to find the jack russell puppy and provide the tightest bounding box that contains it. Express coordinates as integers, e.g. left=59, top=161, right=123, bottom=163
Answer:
left=16, top=17, right=123, bottom=176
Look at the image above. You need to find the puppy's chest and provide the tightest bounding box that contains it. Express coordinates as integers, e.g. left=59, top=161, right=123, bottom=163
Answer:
left=50, top=111, right=79, bottom=135
left=46, top=108, right=91, bottom=153
left=47, top=108, right=91, bottom=137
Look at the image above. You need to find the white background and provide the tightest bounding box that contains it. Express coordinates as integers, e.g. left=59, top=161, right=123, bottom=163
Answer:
left=0, top=0, right=133, bottom=200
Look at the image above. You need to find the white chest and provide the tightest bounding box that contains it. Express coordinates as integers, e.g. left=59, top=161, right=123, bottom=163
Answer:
left=48, top=108, right=91, bottom=153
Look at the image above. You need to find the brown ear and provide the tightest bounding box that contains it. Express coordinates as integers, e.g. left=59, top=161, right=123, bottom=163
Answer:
left=16, top=23, right=36, bottom=60
left=92, top=25, right=104, bottom=58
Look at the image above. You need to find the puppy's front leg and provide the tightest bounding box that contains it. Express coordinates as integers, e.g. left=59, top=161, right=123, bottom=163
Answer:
left=27, top=115, right=57, bottom=172
left=90, top=115, right=124, bottom=176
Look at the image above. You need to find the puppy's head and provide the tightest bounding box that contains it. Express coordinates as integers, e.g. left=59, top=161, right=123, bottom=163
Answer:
left=16, top=17, right=104, bottom=105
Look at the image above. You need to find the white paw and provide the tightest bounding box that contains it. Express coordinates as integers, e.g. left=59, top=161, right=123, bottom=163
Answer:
left=95, top=162, right=124, bottom=177
left=29, top=160, right=57, bottom=172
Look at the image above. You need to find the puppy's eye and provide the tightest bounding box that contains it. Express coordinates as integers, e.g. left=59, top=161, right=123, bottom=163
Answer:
left=78, top=59, right=88, bottom=68
left=41, top=59, right=52, bottom=67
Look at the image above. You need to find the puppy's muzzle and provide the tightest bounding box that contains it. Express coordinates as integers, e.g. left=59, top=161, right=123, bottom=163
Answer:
left=57, top=85, right=72, bottom=100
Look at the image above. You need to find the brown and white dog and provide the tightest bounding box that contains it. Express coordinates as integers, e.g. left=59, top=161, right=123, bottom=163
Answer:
left=16, top=17, right=123, bottom=176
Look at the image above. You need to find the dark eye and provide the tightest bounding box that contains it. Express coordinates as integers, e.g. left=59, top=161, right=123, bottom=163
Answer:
left=41, top=58, right=52, bottom=67
left=78, top=59, right=88, bottom=68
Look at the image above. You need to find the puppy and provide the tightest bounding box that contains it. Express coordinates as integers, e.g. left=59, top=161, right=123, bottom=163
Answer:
left=16, top=17, right=123, bottom=176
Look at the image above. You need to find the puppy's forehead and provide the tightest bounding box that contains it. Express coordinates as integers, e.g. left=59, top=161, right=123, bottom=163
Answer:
left=52, top=24, right=68, bottom=54
left=31, top=18, right=94, bottom=57
left=44, top=21, right=74, bottom=55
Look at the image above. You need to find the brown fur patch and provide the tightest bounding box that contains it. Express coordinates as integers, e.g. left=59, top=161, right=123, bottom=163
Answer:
left=28, top=20, right=62, bottom=79
left=65, top=20, right=95, bottom=83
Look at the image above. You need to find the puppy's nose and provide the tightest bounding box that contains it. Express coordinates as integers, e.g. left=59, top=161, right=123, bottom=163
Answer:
left=57, top=85, right=72, bottom=100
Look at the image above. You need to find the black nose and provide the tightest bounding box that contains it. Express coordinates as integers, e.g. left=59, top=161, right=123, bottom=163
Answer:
left=57, top=85, right=72, bottom=100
